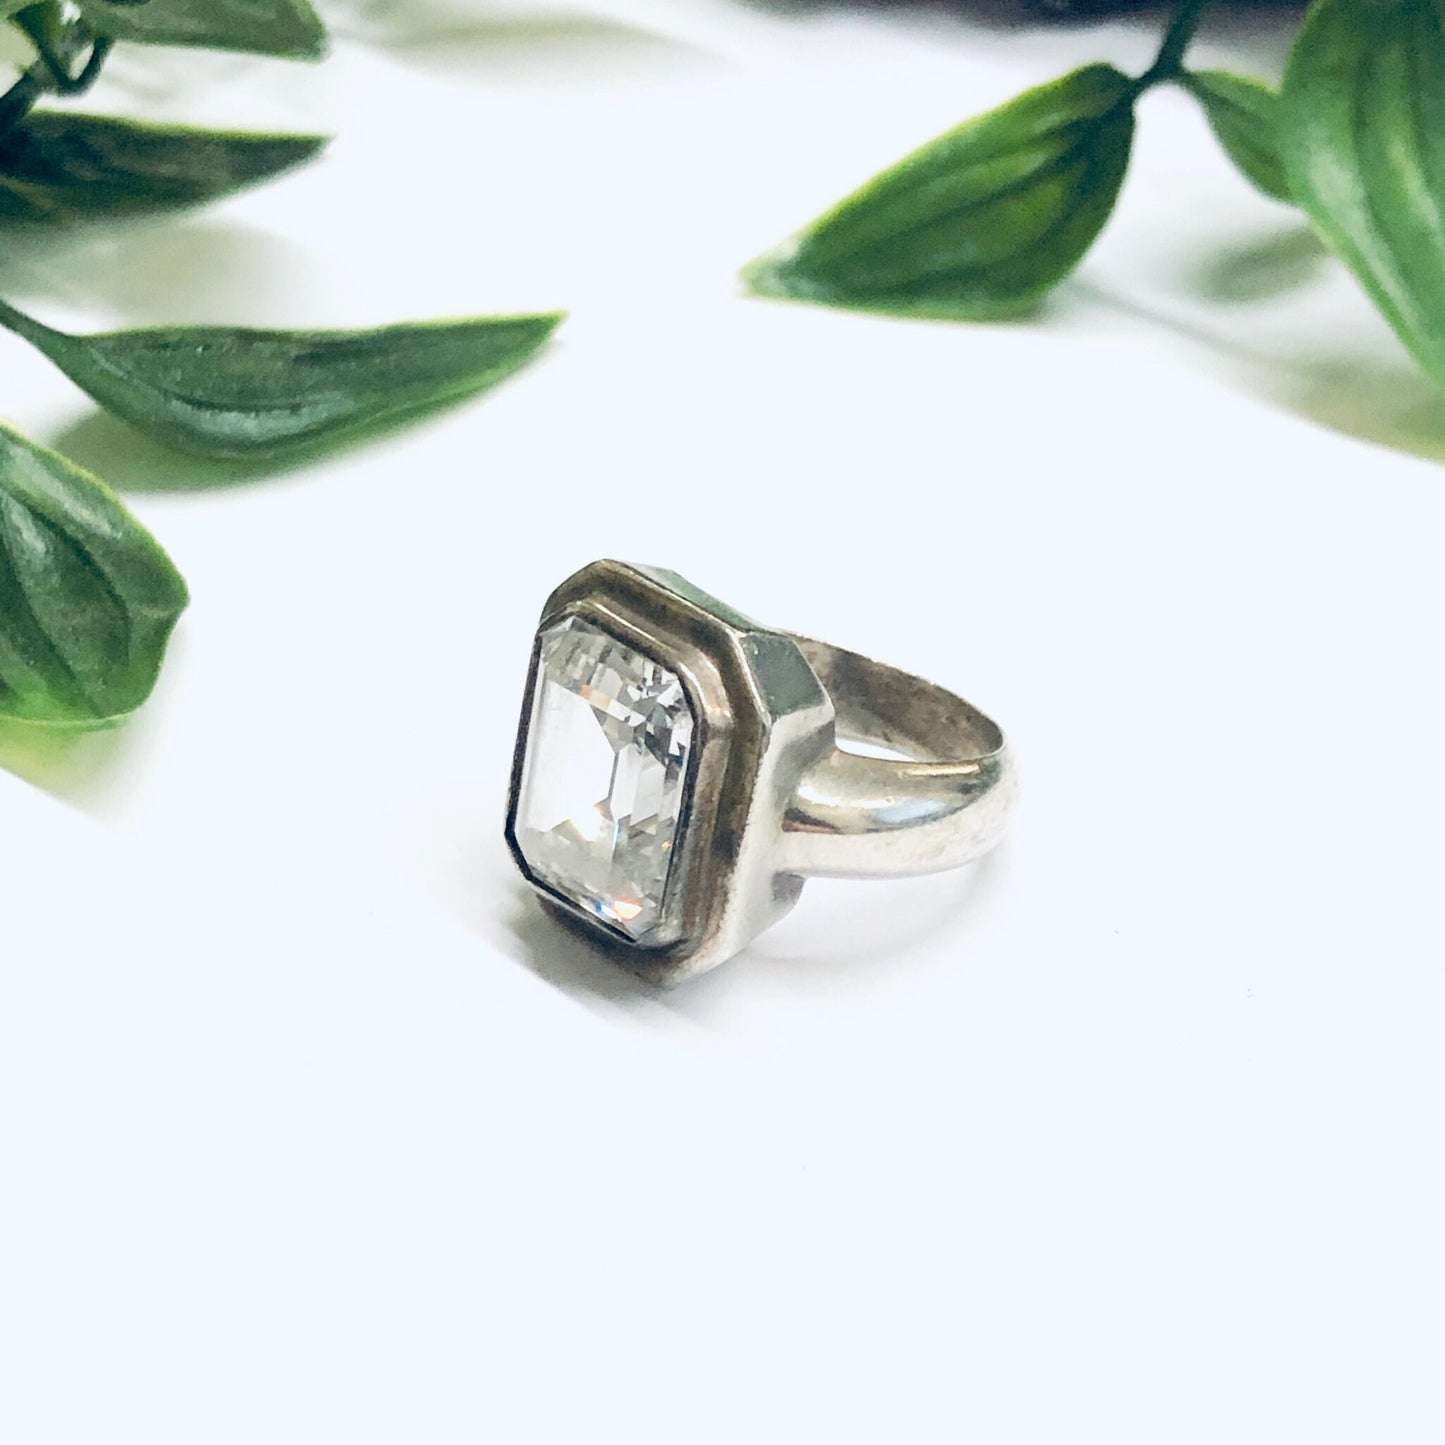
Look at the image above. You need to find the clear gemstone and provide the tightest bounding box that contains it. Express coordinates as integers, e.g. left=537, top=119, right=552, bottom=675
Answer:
left=513, top=617, right=694, bottom=941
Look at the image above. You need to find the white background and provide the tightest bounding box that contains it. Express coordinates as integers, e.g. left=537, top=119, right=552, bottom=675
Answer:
left=2, top=2, right=1443, bottom=1440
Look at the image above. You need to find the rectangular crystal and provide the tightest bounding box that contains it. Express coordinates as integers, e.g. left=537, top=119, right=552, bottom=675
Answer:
left=512, top=617, right=694, bottom=942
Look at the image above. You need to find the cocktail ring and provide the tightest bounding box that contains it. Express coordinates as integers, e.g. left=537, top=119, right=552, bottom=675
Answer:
left=504, top=560, right=1018, bottom=984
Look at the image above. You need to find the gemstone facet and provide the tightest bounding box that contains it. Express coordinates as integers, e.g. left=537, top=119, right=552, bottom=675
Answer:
left=511, top=616, right=695, bottom=942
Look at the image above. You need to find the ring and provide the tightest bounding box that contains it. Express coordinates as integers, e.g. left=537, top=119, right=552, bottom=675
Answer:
left=504, top=560, right=1018, bottom=984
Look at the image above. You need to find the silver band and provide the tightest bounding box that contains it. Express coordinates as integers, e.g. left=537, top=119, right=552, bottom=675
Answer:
left=779, top=637, right=1017, bottom=880
left=505, top=561, right=1018, bottom=983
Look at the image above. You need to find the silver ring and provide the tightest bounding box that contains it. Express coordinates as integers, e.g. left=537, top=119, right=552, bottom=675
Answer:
left=504, top=560, right=1018, bottom=984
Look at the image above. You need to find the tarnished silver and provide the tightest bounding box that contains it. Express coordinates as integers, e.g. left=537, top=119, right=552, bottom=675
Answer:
left=505, top=560, right=1018, bottom=984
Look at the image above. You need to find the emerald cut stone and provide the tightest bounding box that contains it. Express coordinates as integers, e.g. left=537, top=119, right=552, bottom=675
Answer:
left=512, top=617, right=694, bottom=941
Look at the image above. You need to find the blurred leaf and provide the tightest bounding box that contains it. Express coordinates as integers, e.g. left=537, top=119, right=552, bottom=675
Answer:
left=0, top=301, right=565, bottom=458
left=0, top=422, right=187, bottom=725
left=1281, top=0, right=1445, bottom=387
left=8, top=2, right=70, bottom=53
left=1182, top=70, right=1292, bottom=202
left=743, top=64, right=1137, bottom=319
left=0, top=112, right=326, bottom=220
left=74, top=0, right=326, bottom=59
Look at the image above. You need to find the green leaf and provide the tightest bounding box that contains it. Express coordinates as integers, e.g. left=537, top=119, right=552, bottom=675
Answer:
left=0, top=112, right=327, bottom=221
left=1281, top=0, right=1445, bottom=388
left=12, top=0, right=88, bottom=50
left=743, top=64, right=1137, bottom=320
left=7, top=1, right=61, bottom=43
left=0, top=422, right=187, bottom=725
left=1182, top=70, right=1292, bottom=203
left=74, top=0, right=326, bottom=60
left=0, top=301, right=565, bottom=458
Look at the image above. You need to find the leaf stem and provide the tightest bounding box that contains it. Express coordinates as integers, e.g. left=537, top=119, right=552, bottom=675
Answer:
left=0, top=295, right=54, bottom=346
left=0, top=68, right=43, bottom=139
left=34, top=35, right=115, bottom=96
left=0, top=8, right=115, bottom=139
left=1138, top=0, right=1213, bottom=90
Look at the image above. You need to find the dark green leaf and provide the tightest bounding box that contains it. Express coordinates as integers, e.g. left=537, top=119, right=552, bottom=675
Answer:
left=1182, top=70, right=1292, bottom=203
left=1281, top=0, right=1445, bottom=388
left=0, top=112, right=327, bottom=221
left=0, top=422, right=187, bottom=725
left=9, top=2, right=69, bottom=55
left=742, top=64, right=1137, bottom=320
left=0, top=301, right=565, bottom=458
left=75, top=0, right=326, bottom=59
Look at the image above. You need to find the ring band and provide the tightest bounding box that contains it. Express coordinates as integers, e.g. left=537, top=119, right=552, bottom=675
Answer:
left=505, top=560, right=1017, bottom=983
left=780, top=636, right=1013, bottom=880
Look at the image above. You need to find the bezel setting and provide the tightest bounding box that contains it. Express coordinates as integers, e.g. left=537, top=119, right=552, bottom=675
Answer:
left=505, top=560, right=835, bottom=984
